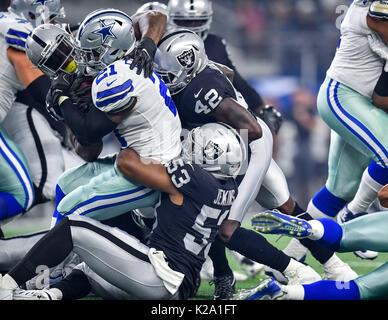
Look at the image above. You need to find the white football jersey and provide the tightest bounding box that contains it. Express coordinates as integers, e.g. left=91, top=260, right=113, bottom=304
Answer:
left=92, top=59, right=182, bottom=164
left=0, top=11, right=32, bottom=122
left=327, top=0, right=384, bottom=98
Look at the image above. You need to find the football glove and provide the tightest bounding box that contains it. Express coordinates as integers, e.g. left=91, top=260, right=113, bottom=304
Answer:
left=45, top=72, right=75, bottom=121
left=259, top=105, right=283, bottom=135
left=68, top=75, right=94, bottom=113
left=128, top=37, right=157, bottom=78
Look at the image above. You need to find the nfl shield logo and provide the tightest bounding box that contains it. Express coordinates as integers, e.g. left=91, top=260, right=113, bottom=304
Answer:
left=177, top=49, right=195, bottom=69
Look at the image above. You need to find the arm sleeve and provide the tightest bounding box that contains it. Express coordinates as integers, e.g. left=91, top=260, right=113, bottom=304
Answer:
left=5, top=23, right=32, bottom=52
left=23, top=75, right=51, bottom=106
left=60, top=99, right=118, bottom=146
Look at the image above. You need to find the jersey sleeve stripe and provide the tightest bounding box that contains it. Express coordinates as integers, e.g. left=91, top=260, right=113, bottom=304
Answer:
left=95, top=90, right=130, bottom=108
left=96, top=79, right=134, bottom=100
left=7, top=28, right=30, bottom=39
left=5, top=37, right=26, bottom=48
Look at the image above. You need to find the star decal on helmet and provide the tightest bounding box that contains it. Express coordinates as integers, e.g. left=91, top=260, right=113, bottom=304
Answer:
left=92, top=20, right=117, bottom=44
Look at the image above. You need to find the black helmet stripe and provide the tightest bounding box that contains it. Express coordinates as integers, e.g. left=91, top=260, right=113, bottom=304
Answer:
left=32, top=34, right=47, bottom=48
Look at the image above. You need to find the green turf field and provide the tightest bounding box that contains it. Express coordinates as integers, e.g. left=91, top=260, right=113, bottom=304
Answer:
left=192, top=219, right=388, bottom=300
left=3, top=203, right=388, bottom=300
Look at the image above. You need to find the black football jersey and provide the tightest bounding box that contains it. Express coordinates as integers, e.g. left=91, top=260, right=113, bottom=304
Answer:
left=204, top=33, right=264, bottom=111
left=172, top=64, right=238, bottom=130
left=148, top=158, right=238, bottom=299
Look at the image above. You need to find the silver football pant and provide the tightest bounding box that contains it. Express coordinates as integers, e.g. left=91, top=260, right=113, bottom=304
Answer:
left=65, top=215, right=177, bottom=300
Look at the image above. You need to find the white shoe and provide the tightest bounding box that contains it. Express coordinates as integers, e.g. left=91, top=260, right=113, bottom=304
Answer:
left=13, top=289, right=59, bottom=300
left=337, top=206, right=378, bottom=261
left=354, top=250, right=378, bottom=260
left=323, top=254, right=358, bottom=282
left=0, top=289, right=13, bottom=300
left=264, top=266, right=288, bottom=284
left=284, top=259, right=321, bottom=285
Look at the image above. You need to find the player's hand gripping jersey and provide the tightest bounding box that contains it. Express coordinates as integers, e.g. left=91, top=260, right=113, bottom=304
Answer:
left=92, top=59, right=182, bottom=164
left=149, top=158, right=238, bottom=299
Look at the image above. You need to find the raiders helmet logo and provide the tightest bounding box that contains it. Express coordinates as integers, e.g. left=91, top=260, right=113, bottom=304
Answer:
left=177, top=49, right=195, bottom=69
left=204, top=140, right=224, bottom=161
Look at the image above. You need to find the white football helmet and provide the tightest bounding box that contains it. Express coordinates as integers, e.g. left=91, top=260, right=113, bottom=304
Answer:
left=167, top=0, right=213, bottom=40
left=76, top=8, right=136, bottom=75
left=26, top=23, right=80, bottom=78
left=136, top=2, right=169, bottom=15
left=155, top=29, right=208, bottom=94
left=182, top=122, right=246, bottom=180
left=8, top=0, right=65, bottom=27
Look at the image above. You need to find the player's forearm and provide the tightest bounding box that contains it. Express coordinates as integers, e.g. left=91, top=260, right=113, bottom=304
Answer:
left=212, top=98, right=262, bottom=141
left=117, top=148, right=177, bottom=195
left=60, top=100, right=117, bottom=146
left=7, top=47, right=44, bottom=88
left=132, top=11, right=167, bottom=44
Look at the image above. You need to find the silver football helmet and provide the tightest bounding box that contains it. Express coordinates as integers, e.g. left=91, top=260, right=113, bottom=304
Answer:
left=167, top=0, right=213, bottom=40
left=154, top=29, right=208, bottom=95
left=26, top=23, right=80, bottom=78
left=76, top=8, right=136, bottom=76
left=136, top=2, right=169, bottom=15
left=182, top=122, right=246, bottom=180
left=8, top=0, right=66, bottom=27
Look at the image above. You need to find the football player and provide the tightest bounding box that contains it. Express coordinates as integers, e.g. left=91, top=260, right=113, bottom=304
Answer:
left=0, top=0, right=67, bottom=223
left=167, top=0, right=283, bottom=135
left=154, top=30, right=345, bottom=299
left=25, top=9, right=181, bottom=227
left=1, top=1, right=171, bottom=270
left=303, top=0, right=388, bottom=261
left=0, top=123, right=244, bottom=300
left=237, top=204, right=388, bottom=300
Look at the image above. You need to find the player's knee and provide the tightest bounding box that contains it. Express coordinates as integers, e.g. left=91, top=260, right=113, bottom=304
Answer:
left=217, top=220, right=239, bottom=244
left=378, top=184, right=388, bottom=208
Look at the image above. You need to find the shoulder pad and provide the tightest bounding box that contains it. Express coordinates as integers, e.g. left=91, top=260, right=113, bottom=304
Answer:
left=92, top=60, right=136, bottom=114
left=369, top=1, right=388, bottom=19
left=4, top=19, right=32, bottom=52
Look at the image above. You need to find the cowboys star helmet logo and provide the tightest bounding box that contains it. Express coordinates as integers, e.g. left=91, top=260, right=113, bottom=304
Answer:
left=204, top=140, right=224, bottom=161
left=177, top=49, right=195, bottom=69
left=92, top=20, right=117, bottom=44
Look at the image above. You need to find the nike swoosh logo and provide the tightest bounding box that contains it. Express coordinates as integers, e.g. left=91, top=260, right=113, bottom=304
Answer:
left=106, top=79, right=117, bottom=87
left=194, top=88, right=203, bottom=98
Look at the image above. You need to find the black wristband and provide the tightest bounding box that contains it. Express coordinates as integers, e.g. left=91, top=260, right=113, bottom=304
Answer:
left=375, top=69, right=388, bottom=97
